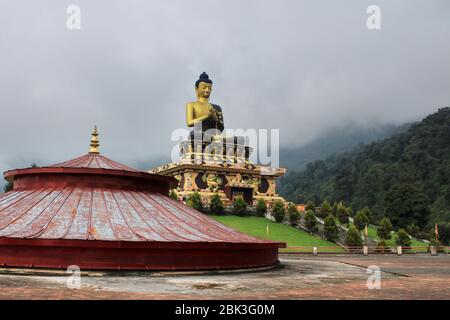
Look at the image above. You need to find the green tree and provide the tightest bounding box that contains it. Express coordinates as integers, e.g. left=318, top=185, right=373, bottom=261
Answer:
left=187, top=192, right=203, bottom=212
left=209, top=194, right=224, bottom=215
left=333, top=160, right=355, bottom=203
left=324, top=215, right=339, bottom=242
left=377, top=217, right=393, bottom=240
left=2, top=163, right=38, bottom=193
left=436, top=223, right=450, bottom=245
left=427, top=223, right=450, bottom=247
left=376, top=239, right=388, bottom=253
left=318, top=200, right=332, bottom=218
left=346, top=206, right=354, bottom=218
left=272, top=200, right=286, bottom=223
left=384, top=184, right=430, bottom=229
left=429, top=237, right=441, bottom=247
left=232, top=198, right=248, bottom=217
left=354, top=210, right=369, bottom=231
left=359, top=207, right=373, bottom=223
left=304, top=210, right=318, bottom=233
left=3, top=180, right=13, bottom=193
left=406, top=224, right=421, bottom=239
left=256, top=198, right=267, bottom=217
left=169, top=190, right=178, bottom=200
left=395, top=229, right=412, bottom=247
left=345, top=224, right=363, bottom=246
left=336, top=203, right=349, bottom=224
left=305, top=200, right=315, bottom=212
left=287, top=204, right=300, bottom=226
left=332, top=202, right=338, bottom=216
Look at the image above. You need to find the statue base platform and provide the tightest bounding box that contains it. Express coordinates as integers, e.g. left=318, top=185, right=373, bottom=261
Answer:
left=149, top=139, right=286, bottom=207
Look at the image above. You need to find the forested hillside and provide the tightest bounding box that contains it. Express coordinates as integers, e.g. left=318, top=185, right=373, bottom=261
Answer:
left=280, top=123, right=409, bottom=171
left=279, top=107, right=450, bottom=228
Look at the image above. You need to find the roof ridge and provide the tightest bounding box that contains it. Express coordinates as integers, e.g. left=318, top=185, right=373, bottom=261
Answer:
left=46, top=153, right=140, bottom=172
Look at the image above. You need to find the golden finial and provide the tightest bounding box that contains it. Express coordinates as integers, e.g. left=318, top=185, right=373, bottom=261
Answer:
left=89, top=126, right=100, bottom=154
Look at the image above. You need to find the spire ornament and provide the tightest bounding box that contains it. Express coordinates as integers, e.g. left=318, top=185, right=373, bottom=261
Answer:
left=89, top=126, right=100, bottom=154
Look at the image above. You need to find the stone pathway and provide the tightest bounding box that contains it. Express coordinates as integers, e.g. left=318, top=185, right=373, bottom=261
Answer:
left=0, top=255, right=449, bottom=299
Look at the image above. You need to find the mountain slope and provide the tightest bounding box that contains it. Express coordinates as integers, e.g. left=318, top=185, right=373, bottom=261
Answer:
left=279, top=107, right=450, bottom=228
left=280, top=123, right=410, bottom=172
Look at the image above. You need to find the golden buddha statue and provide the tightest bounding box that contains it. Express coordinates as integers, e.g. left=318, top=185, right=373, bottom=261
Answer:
left=180, top=73, right=250, bottom=162
left=186, top=72, right=224, bottom=136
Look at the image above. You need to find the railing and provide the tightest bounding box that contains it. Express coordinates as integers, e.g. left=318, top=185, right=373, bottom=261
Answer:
left=281, top=246, right=346, bottom=254
left=281, top=245, right=450, bottom=255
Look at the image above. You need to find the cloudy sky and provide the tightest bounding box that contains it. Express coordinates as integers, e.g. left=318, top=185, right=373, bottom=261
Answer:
left=0, top=0, right=449, bottom=177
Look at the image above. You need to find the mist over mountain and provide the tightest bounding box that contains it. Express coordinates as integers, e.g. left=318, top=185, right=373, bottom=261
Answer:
left=0, top=121, right=412, bottom=191
left=1, top=1, right=449, bottom=186
left=280, top=123, right=412, bottom=172
left=279, top=107, right=450, bottom=228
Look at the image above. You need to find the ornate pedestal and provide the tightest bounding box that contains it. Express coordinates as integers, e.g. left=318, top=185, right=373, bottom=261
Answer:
left=149, top=138, right=286, bottom=207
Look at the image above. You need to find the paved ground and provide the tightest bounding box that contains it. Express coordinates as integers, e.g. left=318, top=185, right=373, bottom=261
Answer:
left=0, top=254, right=449, bottom=299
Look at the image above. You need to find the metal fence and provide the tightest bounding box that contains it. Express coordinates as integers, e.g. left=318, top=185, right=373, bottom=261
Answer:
left=282, top=245, right=450, bottom=255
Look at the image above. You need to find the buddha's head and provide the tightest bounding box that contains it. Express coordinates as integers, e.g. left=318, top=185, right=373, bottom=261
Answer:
left=195, top=72, right=213, bottom=99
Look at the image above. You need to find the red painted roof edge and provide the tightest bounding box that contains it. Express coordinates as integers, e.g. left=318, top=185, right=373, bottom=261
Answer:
left=0, top=237, right=286, bottom=249
left=3, top=167, right=177, bottom=187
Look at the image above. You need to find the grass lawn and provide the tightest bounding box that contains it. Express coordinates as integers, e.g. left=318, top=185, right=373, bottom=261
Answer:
left=367, top=226, right=429, bottom=252
left=211, top=215, right=344, bottom=253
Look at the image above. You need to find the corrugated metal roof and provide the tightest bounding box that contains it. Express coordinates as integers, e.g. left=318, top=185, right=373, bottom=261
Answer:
left=0, top=188, right=266, bottom=243
left=48, top=153, right=139, bottom=172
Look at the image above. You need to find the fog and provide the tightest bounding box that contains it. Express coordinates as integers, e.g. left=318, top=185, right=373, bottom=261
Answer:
left=0, top=0, right=449, bottom=180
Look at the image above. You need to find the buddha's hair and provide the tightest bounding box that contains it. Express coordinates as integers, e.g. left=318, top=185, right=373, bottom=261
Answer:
left=195, top=72, right=213, bottom=88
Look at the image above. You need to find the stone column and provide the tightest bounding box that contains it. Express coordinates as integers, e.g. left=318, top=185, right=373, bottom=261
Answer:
left=363, top=245, right=369, bottom=256
left=430, top=246, right=437, bottom=256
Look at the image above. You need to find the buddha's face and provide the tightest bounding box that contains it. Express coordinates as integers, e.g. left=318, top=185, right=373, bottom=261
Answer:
left=196, top=82, right=212, bottom=99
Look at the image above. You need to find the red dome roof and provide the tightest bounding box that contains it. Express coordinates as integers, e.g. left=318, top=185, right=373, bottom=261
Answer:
left=0, top=145, right=284, bottom=270
left=0, top=184, right=267, bottom=243
left=48, top=153, right=140, bottom=171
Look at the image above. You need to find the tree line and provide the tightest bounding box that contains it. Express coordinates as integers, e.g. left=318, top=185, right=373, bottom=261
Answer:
left=279, top=107, right=450, bottom=239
